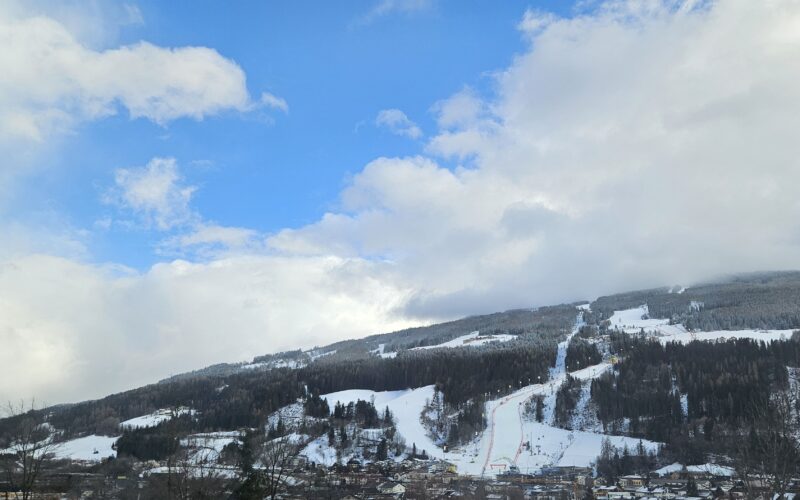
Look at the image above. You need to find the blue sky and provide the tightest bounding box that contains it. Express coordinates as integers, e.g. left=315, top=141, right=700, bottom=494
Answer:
left=4, top=0, right=800, bottom=403
left=16, top=0, right=572, bottom=269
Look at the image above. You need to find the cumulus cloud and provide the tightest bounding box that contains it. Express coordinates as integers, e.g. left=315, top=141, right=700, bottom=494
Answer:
left=105, top=157, right=197, bottom=230
left=0, top=3, right=276, bottom=145
left=375, top=109, right=423, bottom=139
left=7, top=0, right=800, bottom=404
left=273, top=0, right=800, bottom=318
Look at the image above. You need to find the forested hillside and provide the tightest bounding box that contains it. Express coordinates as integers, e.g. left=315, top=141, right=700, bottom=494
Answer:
left=590, top=271, right=800, bottom=330
left=3, top=272, right=800, bottom=498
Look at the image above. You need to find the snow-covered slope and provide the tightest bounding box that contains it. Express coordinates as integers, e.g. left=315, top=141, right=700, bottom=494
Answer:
left=608, top=306, right=793, bottom=344
left=411, top=331, right=516, bottom=351
left=52, top=435, right=118, bottom=462
left=120, top=407, right=195, bottom=429
left=372, top=331, right=516, bottom=359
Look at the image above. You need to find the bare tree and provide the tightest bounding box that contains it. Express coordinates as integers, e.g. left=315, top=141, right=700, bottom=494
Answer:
left=260, top=436, right=298, bottom=500
left=167, top=442, right=227, bottom=500
left=736, top=387, right=800, bottom=499
left=0, top=401, right=56, bottom=500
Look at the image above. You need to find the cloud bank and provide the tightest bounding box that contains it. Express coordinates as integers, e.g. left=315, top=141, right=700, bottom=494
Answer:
left=4, top=0, right=800, bottom=404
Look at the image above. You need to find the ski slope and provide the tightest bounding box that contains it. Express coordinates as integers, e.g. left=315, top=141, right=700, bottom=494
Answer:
left=318, top=310, right=658, bottom=477
left=371, top=331, right=516, bottom=359
left=321, top=386, right=439, bottom=459
left=608, top=306, right=793, bottom=344
left=120, top=407, right=195, bottom=429
left=457, top=314, right=657, bottom=477
left=411, top=331, right=515, bottom=351
left=52, top=435, right=118, bottom=462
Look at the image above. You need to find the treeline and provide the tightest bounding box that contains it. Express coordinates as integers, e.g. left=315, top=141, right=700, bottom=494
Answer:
left=589, top=271, right=800, bottom=331
left=554, top=374, right=583, bottom=428
left=300, top=342, right=557, bottom=405
left=590, top=333, right=800, bottom=451
left=354, top=304, right=578, bottom=353
left=37, top=369, right=306, bottom=438
left=565, top=337, right=602, bottom=372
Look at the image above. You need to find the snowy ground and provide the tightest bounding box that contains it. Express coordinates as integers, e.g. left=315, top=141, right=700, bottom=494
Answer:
left=241, top=358, right=305, bottom=370
left=652, top=462, right=735, bottom=477
left=608, top=306, right=793, bottom=344
left=181, top=431, right=241, bottom=463
left=657, top=328, right=793, bottom=344
left=608, top=305, right=671, bottom=333
left=371, top=343, right=398, bottom=359
left=411, top=331, right=515, bottom=351
left=372, top=331, right=516, bottom=359
left=52, top=435, right=118, bottom=462
left=120, top=407, right=195, bottom=429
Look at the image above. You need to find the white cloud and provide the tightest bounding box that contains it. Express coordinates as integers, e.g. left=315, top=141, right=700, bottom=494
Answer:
left=105, top=157, right=197, bottom=230
left=355, top=0, right=435, bottom=25
left=0, top=253, right=415, bottom=404
left=273, top=0, right=800, bottom=319
left=0, top=3, right=257, bottom=144
left=375, top=109, right=423, bottom=139
left=158, top=224, right=262, bottom=258
left=518, top=8, right=557, bottom=35
left=260, top=92, right=289, bottom=113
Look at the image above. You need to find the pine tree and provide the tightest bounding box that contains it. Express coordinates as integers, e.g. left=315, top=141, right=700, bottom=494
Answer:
left=686, top=476, right=699, bottom=497
left=328, top=426, right=335, bottom=446
left=376, top=438, right=388, bottom=461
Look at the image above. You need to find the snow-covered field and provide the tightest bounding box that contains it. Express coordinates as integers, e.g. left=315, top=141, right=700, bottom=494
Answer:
left=181, top=431, right=241, bottom=463
left=608, top=305, right=671, bottom=333
left=52, top=435, right=118, bottom=462
left=608, top=306, right=793, bottom=344
left=653, top=462, right=735, bottom=477
left=657, top=328, right=792, bottom=344
left=120, top=407, right=195, bottom=429
left=411, top=331, right=515, bottom=351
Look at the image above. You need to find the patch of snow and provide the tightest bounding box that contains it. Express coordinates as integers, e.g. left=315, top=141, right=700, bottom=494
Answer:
left=266, top=401, right=305, bottom=430
left=372, top=343, right=398, bottom=359
left=322, top=386, right=439, bottom=459
left=656, top=329, right=793, bottom=345
left=608, top=306, right=791, bottom=345
left=653, top=462, right=684, bottom=476
left=52, top=435, right=118, bottom=462
left=411, top=331, right=515, bottom=351
left=576, top=303, right=592, bottom=311
left=241, top=358, right=305, bottom=371
left=608, top=306, right=670, bottom=333
left=687, top=463, right=735, bottom=477
left=652, top=462, right=734, bottom=477
left=301, top=436, right=338, bottom=466
left=121, top=407, right=195, bottom=430
left=181, top=431, right=241, bottom=464
left=308, top=349, right=336, bottom=362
